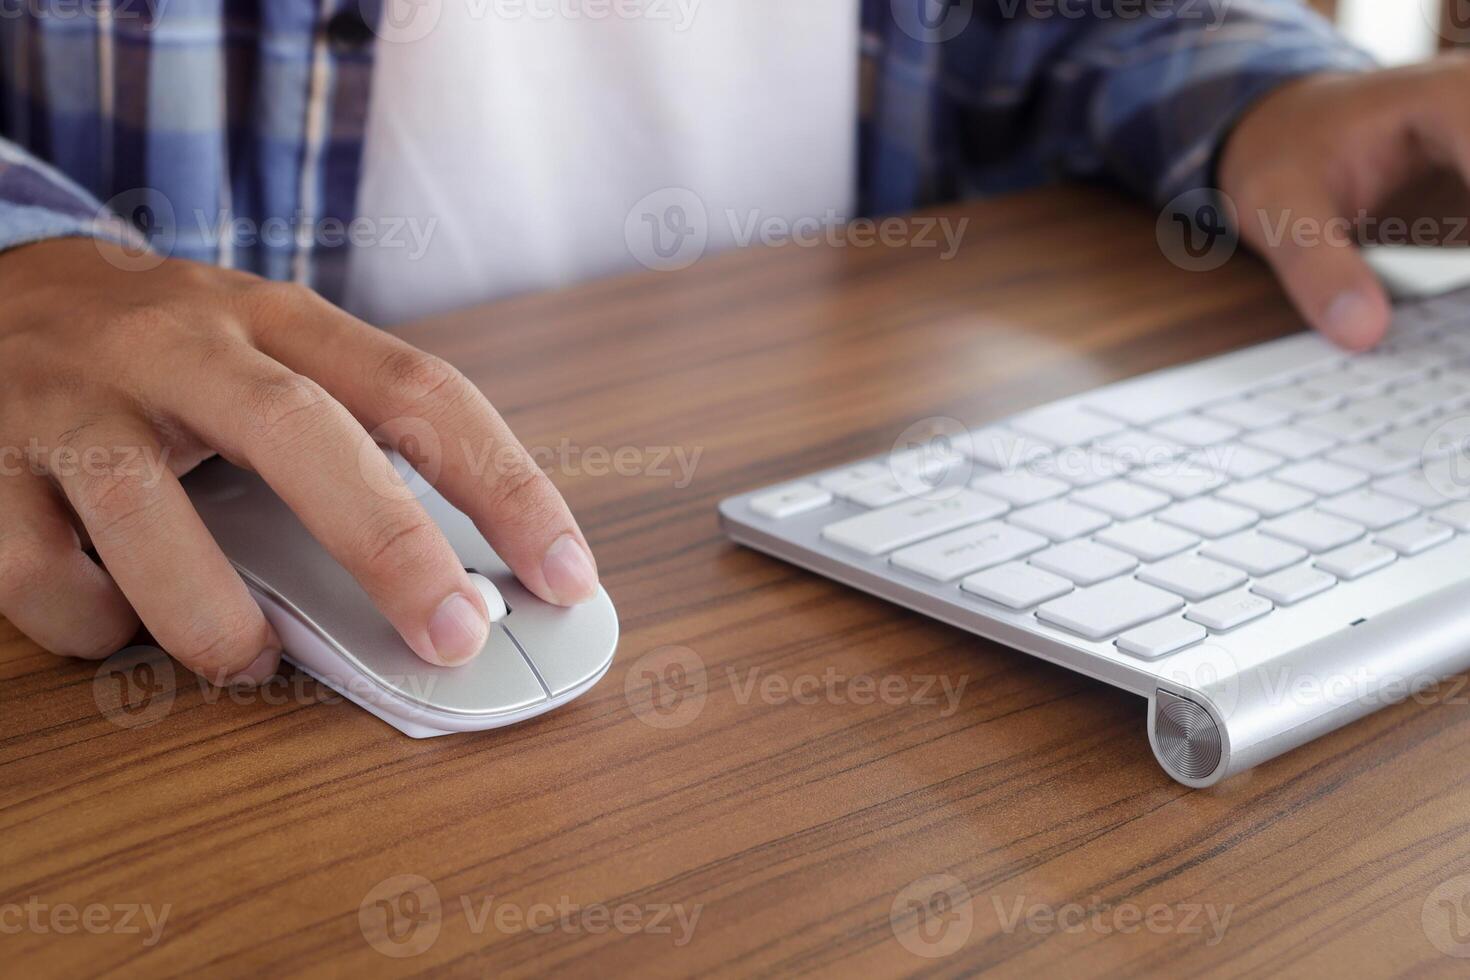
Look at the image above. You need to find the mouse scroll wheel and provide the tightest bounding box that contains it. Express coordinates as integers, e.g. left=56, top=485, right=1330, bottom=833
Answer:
left=466, top=572, right=509, bottom=623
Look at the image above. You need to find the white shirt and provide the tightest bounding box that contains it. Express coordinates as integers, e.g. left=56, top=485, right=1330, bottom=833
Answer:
left=343, top=1, right=858, bottom=325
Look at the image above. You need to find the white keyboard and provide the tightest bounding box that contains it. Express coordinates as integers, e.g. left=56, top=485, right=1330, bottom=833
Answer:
left=720, top=290, right=1470, bottom=787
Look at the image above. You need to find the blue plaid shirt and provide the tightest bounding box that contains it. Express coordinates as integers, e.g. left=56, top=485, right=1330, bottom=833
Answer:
left=1, top=0, right=1370, bottom=304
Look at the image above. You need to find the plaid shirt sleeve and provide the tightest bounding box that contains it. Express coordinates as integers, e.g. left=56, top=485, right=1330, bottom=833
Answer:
left=1017, top=0, right=1377, bottom=204
left=0, top=136, right=126, bottom=254
left=863, top=0, right=1377, bottom=213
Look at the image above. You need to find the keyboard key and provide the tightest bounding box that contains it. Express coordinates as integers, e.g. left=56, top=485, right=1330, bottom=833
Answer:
left=1028, top=540, right=1138, bottom=585
left=847, top=477, right=923, bottom=508
left=818, top=463, right=891, bottom=497
left=821, top=489, right=1008, bottom=556
left=1138, top=554, right=1248, bottom=601
left=1204, top=398, right=1291, bottom=430
left=966, top=427, right=1053, bottom=471
left=1255, top=382, right=1343, bottom=415
left=1210, top=443, right=1283, bottom=480
left=1070, top=479, right=1171, bottom=520
left=1200, top=532, right=1307, bottom=576
left=1315, top=541, right=1396, bottom=580
left=961, top=562, right=1073, bottom=609
left=890, top=520, right=1047, bottom=581
left=1128, top=465, right=1227, bottom=500
left=1151, top=414, right=1239, bottom=448
left=1095, top=519, right=1200, bottom=561
left=971, top=470, right=1069, bottom=506
left=1096, top=429, right=1188, bottom=467
left=1375, top=518, right=1453, bottom=556
left=1252, top=566, right=1335, bottom=605
left=1243, top=426, right=1336, bottom=460
left=1156, top=498, right=1258, bottom=538
left=1407, top=375, right=1470, bottom=409
left=1036, top=578, right=1184, bottom=640
left=1006, top=499, right=1111, bottom=542
left=1374, top=421, right=1441, bottom=459
left=1317, top=489, right=1418, bottom=530
left=1433, top=501, right=1470, bottom=531
left=1348, top=352, right=1433, bottom=387
left=751, top=483, right=833, bottom=519
left=1298, top=395, right=1419, bottom=441
left=1260, top=510, right=1365, bottom=552
left=1374, top=470, right=1453, bottom=509
left=1215, top=477, right=1315, bottom=517
left=1325, top=443, right=1416, bottom=477
left=1084, top=340, right=1342, bottom=425
left=1009, top=406, right=1124, bottom=447
left=1186, top=591, right=1273, bottom=632
left=1115, top=617, right=1207, bottom=660
left=1274, top=459, right=1369, bottom=496
left=1029, top=448, right=1131, bottom=487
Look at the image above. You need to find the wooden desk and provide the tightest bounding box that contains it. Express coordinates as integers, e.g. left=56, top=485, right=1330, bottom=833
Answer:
left=6, top=186, right=1470, bottom=977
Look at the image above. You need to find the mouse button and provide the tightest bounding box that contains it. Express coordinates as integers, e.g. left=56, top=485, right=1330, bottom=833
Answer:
left=376, top=624, right=547, bottom=716
left=496, top=580, right=619, bottom=697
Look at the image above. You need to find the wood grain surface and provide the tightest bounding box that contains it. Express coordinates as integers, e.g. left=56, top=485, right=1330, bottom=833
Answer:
left=6, top=185, right=1470, bottom=978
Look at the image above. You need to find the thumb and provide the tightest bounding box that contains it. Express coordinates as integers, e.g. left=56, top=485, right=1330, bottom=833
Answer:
left=1240, top=191, right=1392, bottom=350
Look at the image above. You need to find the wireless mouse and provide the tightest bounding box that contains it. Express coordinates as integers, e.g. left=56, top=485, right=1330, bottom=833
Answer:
left=181, top=453, right=619, bottom=737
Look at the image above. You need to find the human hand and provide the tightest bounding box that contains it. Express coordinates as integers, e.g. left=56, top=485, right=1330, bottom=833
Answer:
left=0, top=239, right=598, bottom=684
left=1220, top=58, right=1470, bottom=349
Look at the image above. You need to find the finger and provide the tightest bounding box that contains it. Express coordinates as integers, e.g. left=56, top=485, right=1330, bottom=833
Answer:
left=0, top=468, right=138, bottom=658
left=152, top=343, right=493, bottom=666
left=1236, top=186, right=1392, bottom=350
left=246, top=286, right=599, bottom=606
left=44, top=418, right=281, bottom=684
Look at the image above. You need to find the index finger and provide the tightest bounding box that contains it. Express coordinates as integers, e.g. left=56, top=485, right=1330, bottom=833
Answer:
left=245, top=284, right=599, bottom=607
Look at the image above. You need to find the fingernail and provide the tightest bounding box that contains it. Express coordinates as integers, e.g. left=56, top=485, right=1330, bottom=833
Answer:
left=1324, top=290, right=1382, bottom=349
left=228, top=647, right=281, bottom=687
left=541, top=534, right=599, bottom=605
left=428, top=592, right=489, bottom=665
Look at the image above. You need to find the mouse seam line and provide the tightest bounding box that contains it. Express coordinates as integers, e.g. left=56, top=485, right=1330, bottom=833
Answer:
left=501, top=624, right=552, bottom=698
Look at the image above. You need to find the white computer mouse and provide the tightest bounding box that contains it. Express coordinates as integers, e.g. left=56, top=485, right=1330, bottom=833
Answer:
left=182, top=453, right=619, bottom=737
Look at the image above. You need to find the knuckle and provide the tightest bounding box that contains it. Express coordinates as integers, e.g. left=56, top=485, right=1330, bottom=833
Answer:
left=483, top=456, right=560, bottom=528
left=241, top=372, right=333, bottom=446
left=173, top=608, right=270, bottom=678
left=72, top=463, right=159, bottom=540
left=243, top=278, right=318, bottom=310
left=376, top=348, right=469, bottom=407
left=358, top=511, right=444, bottom=581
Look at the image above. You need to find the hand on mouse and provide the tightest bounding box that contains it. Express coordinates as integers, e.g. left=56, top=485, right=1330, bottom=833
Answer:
left=0, top=238, right=598, bottom=684
left=1219, top=57, right=1470, bottom=352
